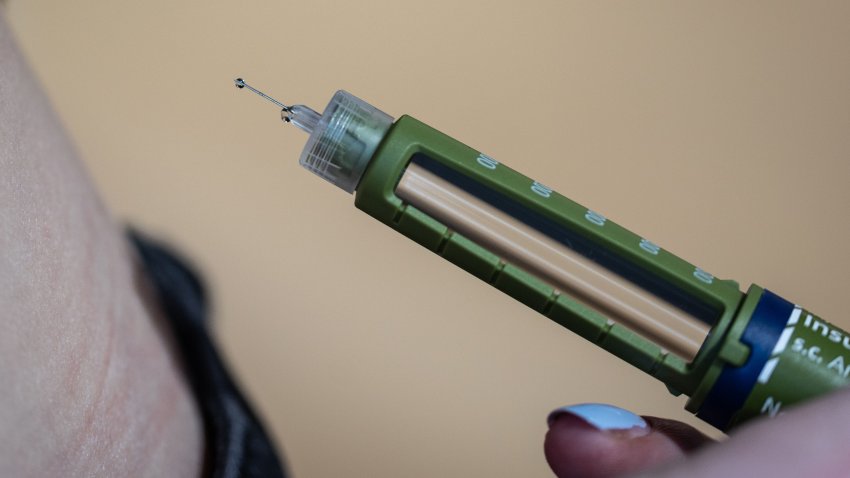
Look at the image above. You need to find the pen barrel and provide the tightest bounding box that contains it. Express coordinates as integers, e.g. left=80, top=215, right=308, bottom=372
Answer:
left=345, top=112, right=846, bottom=431
left=354, top=115, right=744, bottom=399
left=691, top=286, right=850, bottom=430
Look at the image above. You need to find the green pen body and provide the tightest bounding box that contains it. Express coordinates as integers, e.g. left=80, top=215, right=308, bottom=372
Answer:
left=289, top=90, right=849, bottom=431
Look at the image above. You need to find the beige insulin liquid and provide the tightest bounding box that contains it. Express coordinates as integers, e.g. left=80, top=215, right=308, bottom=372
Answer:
left=396, top=162, right=710, bottom=361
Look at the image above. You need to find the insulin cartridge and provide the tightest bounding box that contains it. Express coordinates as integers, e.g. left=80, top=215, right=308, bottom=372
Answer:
left=235, top=79, right=849, bottom=431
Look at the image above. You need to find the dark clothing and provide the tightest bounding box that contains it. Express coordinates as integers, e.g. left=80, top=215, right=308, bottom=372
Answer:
left=131, top=231, right=288, bottom=478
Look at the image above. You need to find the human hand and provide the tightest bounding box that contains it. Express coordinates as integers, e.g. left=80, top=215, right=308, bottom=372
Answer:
left=544, top=388, right=850, bottom=477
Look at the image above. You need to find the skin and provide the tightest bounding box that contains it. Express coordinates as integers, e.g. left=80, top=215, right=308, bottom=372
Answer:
left=1, top=8, right=848, bottom=477
left=0, top=11, right=202, bottom=477
left=545, top=389, right=850, bottom=477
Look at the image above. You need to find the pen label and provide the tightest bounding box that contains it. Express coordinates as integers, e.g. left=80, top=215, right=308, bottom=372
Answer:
left=733, top=308, right=850, bottom=427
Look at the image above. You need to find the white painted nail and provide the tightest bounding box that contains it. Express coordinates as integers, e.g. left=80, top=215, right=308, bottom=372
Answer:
left=547, top=403, right=648, bottom=431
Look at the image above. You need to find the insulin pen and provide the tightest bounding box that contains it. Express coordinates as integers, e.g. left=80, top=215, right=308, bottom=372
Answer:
left=234, top=78, right=849, bottom=431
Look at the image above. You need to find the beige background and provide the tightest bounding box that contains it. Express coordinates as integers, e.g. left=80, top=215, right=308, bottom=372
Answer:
left=6, top=1, right=850, bottom=476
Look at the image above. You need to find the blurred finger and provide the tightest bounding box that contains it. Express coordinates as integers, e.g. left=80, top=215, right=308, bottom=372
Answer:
left=544, top=404, right=712, bottom=478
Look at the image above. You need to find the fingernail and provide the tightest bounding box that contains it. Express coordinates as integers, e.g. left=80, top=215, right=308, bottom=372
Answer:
left=547, top=403, right=648, bottom=431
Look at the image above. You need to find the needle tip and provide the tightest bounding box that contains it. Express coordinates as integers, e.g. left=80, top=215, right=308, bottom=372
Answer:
left=234, top=78, right=245, bottom=89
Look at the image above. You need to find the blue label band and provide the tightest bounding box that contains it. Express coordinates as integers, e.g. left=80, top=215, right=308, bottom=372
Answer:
left=697, top=290, right=794, bottom=430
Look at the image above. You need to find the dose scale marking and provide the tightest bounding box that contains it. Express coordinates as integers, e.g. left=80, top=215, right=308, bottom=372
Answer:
left=234, top=79, right=850, bottom=431
left=474, top=154, right=708, bottom=282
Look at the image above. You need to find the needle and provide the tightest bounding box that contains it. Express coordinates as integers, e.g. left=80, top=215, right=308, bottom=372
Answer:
left=234, top=78, right=291, bottom=112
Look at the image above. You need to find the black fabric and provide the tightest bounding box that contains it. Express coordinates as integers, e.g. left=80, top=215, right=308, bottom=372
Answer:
left=130, top=231, right=288, bottom=478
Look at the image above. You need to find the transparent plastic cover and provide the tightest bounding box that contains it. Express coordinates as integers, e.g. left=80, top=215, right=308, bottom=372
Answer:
left=299, top=91, right=394, bottom=193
